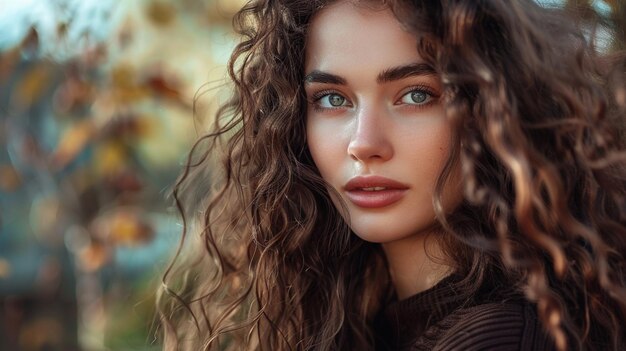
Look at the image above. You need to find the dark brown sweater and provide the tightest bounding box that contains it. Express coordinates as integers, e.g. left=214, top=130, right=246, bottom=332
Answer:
left=375, top=275, right=556, bottom=350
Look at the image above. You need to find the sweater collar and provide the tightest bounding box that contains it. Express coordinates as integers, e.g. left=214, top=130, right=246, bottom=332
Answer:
left=376, top=273, right=465, bottom=350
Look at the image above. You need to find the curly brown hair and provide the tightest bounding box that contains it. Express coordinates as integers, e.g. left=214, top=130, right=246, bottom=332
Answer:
left=158, top=0, right=626, bottom=350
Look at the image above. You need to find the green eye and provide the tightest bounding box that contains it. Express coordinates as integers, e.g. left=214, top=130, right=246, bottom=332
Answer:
left=400, top=89, right=432, bottom=105
left=329, top=94, right=345, bottom=106
left=318, top=93, right=348, bottom=108
left=410, top=91, right=427, bottom=103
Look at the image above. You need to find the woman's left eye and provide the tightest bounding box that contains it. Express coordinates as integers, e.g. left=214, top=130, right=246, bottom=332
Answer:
left=398, top=89, right=434, bottom=105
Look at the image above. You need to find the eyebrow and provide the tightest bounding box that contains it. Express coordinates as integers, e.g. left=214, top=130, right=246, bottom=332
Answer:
left=304, top=71, right=347, bottom=85
left=377, top=63, right=436, bottom=83
left=303, top=63, right=436, bottom=85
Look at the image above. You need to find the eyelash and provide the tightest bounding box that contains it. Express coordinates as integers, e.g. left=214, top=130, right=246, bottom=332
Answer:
left=309, top=86, right=439, bottom=112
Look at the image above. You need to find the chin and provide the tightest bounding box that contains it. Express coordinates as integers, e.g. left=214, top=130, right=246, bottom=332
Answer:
left=349, top=220, right=436, bottom=244
left=352, top=232, right=415, bottom=245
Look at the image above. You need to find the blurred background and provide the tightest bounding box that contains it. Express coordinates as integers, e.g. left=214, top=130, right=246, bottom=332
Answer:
left=0, top=0, right=623, bottom=350
left=0, top=0, right=243, bottom=349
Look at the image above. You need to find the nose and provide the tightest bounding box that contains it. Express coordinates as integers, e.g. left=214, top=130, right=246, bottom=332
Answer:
left=347, top=106, right=393, bottom=162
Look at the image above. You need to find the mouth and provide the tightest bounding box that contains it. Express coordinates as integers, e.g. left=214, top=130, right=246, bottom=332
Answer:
left=344, top=176, right=409, bottom=208
left=360, top=186, right=388, bottom=191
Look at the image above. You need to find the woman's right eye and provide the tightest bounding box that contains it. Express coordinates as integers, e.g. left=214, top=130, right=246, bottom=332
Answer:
left=315, top=93, right=351, bottom=109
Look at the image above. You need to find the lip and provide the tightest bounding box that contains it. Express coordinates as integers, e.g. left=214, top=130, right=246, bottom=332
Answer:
left=344, top=176, right=409, bottom=208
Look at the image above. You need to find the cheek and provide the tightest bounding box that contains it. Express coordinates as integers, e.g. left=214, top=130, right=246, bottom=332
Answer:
left=426, top=138, right=463, bottom=213
left=306, top=118, right=346, bottom=181
left=406, top=122, right=460, bottom=206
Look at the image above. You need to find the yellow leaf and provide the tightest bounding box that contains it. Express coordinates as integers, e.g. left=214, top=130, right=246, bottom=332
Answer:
left=110, top=65, right=149, bottom=103
left=78, top=243, right=110, bottom=272
left=13, top=64, right=53, bottom=108
left=51, top=120, right=95, bottom=169
left=109, top=210, right=154, bottom=246
left=146, top=1, right=176, bottom=26
left=94, top=141, right=127, bottom=177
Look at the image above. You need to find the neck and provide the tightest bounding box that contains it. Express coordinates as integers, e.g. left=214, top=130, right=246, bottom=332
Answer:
left=382, top=229, right=452, bottom=300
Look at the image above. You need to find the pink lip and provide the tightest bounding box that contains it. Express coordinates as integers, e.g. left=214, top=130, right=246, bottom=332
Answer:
left=344, top=176, right=409, bottom=208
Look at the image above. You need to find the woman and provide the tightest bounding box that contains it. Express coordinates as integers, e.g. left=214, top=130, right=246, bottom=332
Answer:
left=159, top=0, right=626, bottom=350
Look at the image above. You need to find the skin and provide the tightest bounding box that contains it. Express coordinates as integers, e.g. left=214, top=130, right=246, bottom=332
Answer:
left=305, top=1, right=462, bottom=298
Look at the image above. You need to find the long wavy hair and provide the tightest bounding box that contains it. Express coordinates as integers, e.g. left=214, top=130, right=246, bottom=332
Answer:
left=158, top=0, right=626, bottom=350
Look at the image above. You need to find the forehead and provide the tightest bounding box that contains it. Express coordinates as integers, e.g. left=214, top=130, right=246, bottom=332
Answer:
left=305, top=1, right=421, bottom=73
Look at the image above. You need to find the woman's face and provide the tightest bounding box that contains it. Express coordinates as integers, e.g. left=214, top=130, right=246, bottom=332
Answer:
left=305, top=1, right=461, bottom=244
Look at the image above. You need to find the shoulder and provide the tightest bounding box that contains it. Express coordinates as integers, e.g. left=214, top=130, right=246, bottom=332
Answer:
left=414, top=301, right=556, bottom=351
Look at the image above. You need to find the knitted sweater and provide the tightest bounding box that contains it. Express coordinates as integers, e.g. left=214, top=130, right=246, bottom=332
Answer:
left=375, top=275, right=556, bottom=350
